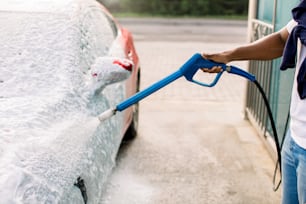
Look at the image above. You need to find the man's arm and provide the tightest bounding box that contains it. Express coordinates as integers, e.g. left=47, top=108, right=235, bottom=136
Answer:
left=202, top=27, right=289, bottom=67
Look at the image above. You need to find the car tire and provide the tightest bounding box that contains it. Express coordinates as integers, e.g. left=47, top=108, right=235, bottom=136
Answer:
left=123, top=70, right=140, bottom=140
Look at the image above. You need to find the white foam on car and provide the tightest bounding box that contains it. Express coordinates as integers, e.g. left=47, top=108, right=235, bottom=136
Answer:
left=0, top=0, right=127, bottom=203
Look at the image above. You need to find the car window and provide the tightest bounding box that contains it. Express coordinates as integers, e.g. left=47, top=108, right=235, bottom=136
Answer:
left=79, top=7, right=117, bottom=73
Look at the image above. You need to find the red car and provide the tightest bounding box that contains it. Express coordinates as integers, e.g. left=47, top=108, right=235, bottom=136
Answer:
left=0, top=0, right=140, bottom=203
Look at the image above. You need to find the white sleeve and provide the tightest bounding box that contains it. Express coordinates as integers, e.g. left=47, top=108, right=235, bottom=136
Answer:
left=286, top=19, right=297, bottom=33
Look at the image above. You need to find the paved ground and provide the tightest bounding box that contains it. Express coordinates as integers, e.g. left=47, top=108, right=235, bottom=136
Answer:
left=101, top=18, right=281, bottom=204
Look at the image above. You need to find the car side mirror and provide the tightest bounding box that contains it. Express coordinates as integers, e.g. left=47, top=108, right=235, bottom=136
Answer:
left=90, top=57, right=133, bottom=95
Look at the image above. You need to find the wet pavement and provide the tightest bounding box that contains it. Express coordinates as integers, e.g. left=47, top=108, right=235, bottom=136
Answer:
left=101, top=18, right=281, bottom=204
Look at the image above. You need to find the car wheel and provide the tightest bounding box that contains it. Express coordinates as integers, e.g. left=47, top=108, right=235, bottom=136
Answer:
left=123, top=70, right=140, bottom=140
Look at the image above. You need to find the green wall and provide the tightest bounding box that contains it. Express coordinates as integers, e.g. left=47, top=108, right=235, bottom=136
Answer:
left=257, top=0, right=274, bottom=23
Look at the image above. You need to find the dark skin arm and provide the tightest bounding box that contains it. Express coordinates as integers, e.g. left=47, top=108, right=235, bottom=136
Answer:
left=202, top=27, right=289, bottom=73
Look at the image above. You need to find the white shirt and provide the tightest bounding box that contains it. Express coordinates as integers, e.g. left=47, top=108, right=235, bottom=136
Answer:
left=286, top=20, right=306, bottom=149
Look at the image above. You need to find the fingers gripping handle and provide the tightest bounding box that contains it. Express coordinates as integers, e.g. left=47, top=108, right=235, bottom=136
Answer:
left=180, top=53, right=227, bottom=87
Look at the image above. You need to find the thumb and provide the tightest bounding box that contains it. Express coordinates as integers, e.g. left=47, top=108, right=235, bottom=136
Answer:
left=202, top=53, right=216, bottom=61
left=202, top=53, right=211, bottom=59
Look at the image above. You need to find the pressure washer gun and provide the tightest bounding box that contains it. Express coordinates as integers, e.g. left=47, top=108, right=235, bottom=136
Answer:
left=98, top=53, right=255, bottom=121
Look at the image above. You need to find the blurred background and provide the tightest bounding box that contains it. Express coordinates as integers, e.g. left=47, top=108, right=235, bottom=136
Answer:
left=99, top=0, right=248, bottom=17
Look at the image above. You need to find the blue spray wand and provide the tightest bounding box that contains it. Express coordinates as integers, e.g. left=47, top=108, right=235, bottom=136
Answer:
left=98, top=53, right=255, bottom=121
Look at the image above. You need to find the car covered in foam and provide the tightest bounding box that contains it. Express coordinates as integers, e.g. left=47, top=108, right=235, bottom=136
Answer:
left=0, top=0, right=140, bottom=203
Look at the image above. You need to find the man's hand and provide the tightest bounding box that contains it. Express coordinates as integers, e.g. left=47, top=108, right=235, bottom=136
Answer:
left=201, top=52, right=227, bottom=73
left=202, top=52, right=229, bottom=64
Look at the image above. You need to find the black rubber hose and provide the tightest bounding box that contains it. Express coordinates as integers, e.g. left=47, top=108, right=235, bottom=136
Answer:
left=252, top=80, right=282, bottom=190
